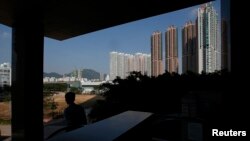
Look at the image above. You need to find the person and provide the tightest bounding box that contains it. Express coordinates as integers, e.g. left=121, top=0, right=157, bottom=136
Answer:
left=64, top=92, right=87, bottom=131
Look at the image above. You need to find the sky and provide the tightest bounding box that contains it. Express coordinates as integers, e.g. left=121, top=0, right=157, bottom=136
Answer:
left=0, top=0, right=220, bottom=75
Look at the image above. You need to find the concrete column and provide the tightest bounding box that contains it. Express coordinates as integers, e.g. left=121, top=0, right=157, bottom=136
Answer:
left=11, top=1, right=44, bottom=140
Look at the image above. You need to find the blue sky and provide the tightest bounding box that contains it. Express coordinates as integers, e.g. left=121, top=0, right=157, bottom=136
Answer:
left=0, top=0, right=220, bottom=75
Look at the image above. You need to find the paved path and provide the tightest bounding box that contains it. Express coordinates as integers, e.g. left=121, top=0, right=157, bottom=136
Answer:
left=0, top=125, right=11, bottom=141
left=0, top=125, right=11, bottom=136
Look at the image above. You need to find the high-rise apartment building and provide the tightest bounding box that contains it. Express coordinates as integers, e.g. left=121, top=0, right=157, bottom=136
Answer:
left=117, top=52, right=125, bottom=78
left=145, top=54, right=151, bottom=76
left=134, top=53, right=142, bottom=73
left=182, top=21, right=198, bottom=73
left=197, top=2, right=219, bottom=73
left=110, top=52, right=151, bottom=80
left=110, top=52, right=118, bottom=80
left=127, top=54, right=135, bottom=73
left=151, top=31, right=163, bottom=77
left=134, top=53, right=151, bottom=76
left=166, top=26, right=178, bottom=73
left=78, top=69, right=82, bottom=80
left=0, top=62, right=11, bottom=87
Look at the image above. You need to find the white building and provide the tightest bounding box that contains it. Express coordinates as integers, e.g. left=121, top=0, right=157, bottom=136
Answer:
left=197, top=2, right=219, bottom=73
left=117, top=53, right=125, bottom=78
left=43, top=77, right=50, bottom=82
left=134, top=53, right=151, bottom=76
left=105, top=74, right=110, bottom=81
left=81, top=81, right=104, bottom=93
left=0, top=62, right=11, bottom=87
left=110, top=51, right=151, bottom=80
left=110, top=51, right=118, bottom=80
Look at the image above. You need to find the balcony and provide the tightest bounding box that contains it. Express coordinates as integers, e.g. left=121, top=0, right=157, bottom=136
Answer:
left=46, top=111, right=153, bottom=141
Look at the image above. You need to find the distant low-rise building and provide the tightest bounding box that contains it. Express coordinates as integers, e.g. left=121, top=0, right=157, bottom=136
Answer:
left=0, top=62, right=11, bottom=87
left=81, top=81, right=104, bottom=94
left=43, top=77, right=50, bottom=82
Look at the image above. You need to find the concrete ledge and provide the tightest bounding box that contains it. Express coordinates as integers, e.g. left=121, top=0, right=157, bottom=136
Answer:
left=47, top=111, right=153, bottom=141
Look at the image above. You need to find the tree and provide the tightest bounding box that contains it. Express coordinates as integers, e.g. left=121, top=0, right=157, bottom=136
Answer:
left=69, top=87, right=81, bottom=94
left=50, top=98, right=58, bottom=119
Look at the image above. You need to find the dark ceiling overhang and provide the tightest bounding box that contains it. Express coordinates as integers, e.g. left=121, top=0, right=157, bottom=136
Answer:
left=0, top=0, right=212, bottom=40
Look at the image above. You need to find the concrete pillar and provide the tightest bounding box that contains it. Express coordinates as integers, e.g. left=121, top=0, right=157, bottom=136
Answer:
left=11, top=1, right=44, bottom=140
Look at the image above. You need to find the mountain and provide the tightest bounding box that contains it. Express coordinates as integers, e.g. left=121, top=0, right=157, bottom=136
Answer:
left=43, top=72, right=63, bottom=78
left=66, top=69, right=100, bottom=80
left=44, top=69, right=100, bottom=80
